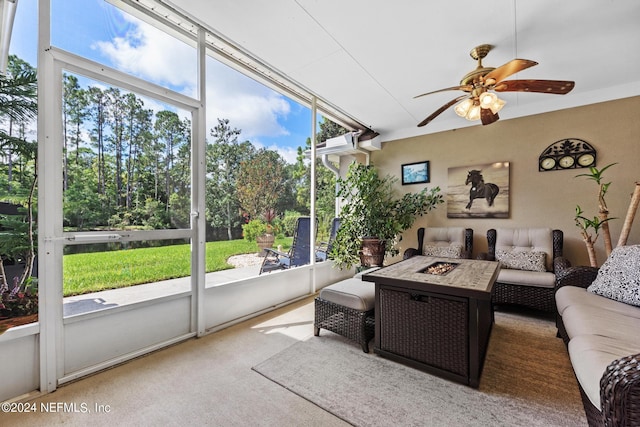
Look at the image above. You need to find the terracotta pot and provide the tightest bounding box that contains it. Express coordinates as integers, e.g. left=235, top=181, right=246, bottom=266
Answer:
left=256, top=233, right=275, bottom=255
left=0, top=313, right=38, bottom=335
left=359, top=237, right=386, bottom=267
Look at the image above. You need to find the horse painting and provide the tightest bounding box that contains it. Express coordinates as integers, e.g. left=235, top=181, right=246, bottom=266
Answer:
left=465, top=170, right=499, bottom=209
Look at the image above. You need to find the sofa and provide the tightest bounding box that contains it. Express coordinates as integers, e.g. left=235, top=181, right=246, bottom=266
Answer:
left=555, top=245, right=640, bottom=426
left=480, top=227, right=567, bottom=312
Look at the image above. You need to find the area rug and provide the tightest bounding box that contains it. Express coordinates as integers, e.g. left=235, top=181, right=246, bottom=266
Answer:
left=253, top=311, right=587, bottom=426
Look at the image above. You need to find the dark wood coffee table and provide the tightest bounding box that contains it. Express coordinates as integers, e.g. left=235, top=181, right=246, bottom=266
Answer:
left=362, top=256, right=500, bottom=388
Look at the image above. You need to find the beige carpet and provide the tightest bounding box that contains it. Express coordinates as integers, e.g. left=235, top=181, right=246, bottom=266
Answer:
left=253, top=310, right=587, bottom=427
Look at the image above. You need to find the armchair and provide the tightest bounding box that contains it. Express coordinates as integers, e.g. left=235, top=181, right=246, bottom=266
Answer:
left=403, top=226, right=473, bottom=259
left=481, top=227, right=566, bottom=312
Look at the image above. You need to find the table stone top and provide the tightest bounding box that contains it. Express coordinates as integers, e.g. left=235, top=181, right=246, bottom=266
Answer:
left=363, top=256, right=500, bottom=293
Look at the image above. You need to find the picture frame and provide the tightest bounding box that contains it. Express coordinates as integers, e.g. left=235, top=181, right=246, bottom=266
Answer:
left=401, top=161, right=430, bottom=185
left=447, top=161, right=510, bottom=218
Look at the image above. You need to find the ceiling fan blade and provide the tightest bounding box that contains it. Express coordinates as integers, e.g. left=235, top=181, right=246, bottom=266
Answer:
left=413, top=85, right=473, bottom=99
left=480, top=108, right=499, bottom=126
left=493, top=79, right=575, bottom=94
left=417, top=95, right=469, bottom=127
left=483, top=59, right=538, bottom=85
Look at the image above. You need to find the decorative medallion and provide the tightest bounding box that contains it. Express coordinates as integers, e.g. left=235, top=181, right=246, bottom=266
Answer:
left=538, top=138, right=596, bottom=171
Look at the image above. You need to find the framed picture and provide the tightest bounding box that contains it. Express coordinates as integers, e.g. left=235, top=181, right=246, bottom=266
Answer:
left=401, top=161, right=430, bottom=185
left=447, top=161, right=510, bottom=218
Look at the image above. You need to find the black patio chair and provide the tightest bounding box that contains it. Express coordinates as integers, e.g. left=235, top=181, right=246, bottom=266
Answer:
left=259, top=217, right=317, bottom=274
left=316, top=217, right=340, bottom=262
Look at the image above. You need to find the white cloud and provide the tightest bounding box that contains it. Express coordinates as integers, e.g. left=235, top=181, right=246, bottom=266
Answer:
left=251, top=139, right=300, bottom=165
left=205, top=59, right=291, bottom=140
left=93, top=19, right=196, bottom=90
left=94, top=11, right=296, bottom=153
left=276, top=146, right=301, bottom=165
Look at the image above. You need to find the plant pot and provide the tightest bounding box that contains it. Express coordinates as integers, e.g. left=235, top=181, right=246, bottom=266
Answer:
left=256, top=233, right=275, bottom=255
left=0, top=313, right=38, bottom=335
left=359, top=237, right=386, bottom=267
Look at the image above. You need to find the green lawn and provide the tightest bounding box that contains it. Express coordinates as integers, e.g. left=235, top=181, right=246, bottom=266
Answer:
left=62, top=237, right=292, bottom=297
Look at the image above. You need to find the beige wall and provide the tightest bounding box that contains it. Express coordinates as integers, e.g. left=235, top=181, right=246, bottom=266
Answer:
left=369, top=96, right=640, bottom=267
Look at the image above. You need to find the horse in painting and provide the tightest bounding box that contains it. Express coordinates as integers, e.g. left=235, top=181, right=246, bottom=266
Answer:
left=465, top=170, right=499, bottom=209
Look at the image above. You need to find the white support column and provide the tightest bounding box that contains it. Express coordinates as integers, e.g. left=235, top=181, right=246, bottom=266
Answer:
left=38, top=0, right=64, bottom=394
left=193, top=28, right=207, bottom=337
left=0, top=0, right=17, bottom=74
left=310, top=97, right=317, bottom=293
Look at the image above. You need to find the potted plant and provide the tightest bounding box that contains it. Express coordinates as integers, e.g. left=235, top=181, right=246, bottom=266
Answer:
left=242, top=208, right=278, bottom=255
left=0, top=184, right=38, bottom=334
left=330, top=162, right=443, bottom=269
left=573, top=163, right=617, bottom=267
left=0, top=278, right=38, bottom=335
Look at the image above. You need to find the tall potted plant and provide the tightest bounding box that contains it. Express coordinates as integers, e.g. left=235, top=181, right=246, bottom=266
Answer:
left=243, top=208, right=279, bottom=255
left=255, top=208, right=277, bottom=254
left=330, top=162, right=443, bottom=269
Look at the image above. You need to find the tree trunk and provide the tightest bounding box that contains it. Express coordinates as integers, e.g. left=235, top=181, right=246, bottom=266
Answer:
left=0, top=259, right=7, bottom=288
left=19, top=169, right=37, bottom=285
left=579, top=229, right=598, bottom=267
left=598, top=183, right=613, bottom=256
left=617, top=182, right=640, bottom=247
left=226, top=201, right=233, bottom=241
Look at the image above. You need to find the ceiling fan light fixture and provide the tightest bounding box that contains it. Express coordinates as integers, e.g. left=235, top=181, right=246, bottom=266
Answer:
left=489, top=97, right=506, bottom=114
left=454, top=98, right=474, bottom=117
left=479, top=92, right=497, bottom=107
left=466, top=104, right=481, bottom=121
left=414, top=44, right=574, bottom=128
left=479, top=91, right=506, bottom=115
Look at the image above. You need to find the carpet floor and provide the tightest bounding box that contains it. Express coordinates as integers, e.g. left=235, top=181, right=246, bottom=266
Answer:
left=253, top=310, right=587, bottom=427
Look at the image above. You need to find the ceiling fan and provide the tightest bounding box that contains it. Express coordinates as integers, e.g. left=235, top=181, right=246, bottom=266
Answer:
left=414, top=44, right=575, bottom=127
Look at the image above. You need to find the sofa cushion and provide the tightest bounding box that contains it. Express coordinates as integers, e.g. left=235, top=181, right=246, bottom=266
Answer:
left=556, top=286, right=640, bottom=318
left=496, top=269, right=556, bottom=288
left=561, top=303, right=640, bottom=343
left=587, top=245, right=640, bottom=307
left=319, top=278, right=375, bottom=311
left=495, top=227, right=554, bottom=271
left=495, top=249, right=546, bottom=272
left=423, top=243, right=463, bottom=258
left=424, top=227, right=465, bottom=246
left=569, top=334, right=640, bottom=410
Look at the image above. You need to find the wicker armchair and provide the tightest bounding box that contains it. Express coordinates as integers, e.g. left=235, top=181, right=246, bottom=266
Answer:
left=403, top=227, right=473, bottom=259
left=555, top=265, right=640, bottom=427
left=480, top=228, right=566, bottom=312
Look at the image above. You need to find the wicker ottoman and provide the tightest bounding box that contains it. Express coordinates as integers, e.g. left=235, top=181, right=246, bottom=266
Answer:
left=314, top=278, right=375, bottom=352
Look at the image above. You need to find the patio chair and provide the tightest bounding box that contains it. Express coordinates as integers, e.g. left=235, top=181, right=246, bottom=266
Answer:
left=403, top=227, right=474, bottom=259
left=259, top=217, right=317, bottom=274
left=315, top=217, right=340, bottom=262
left=480, top=227, right=567, bottom=312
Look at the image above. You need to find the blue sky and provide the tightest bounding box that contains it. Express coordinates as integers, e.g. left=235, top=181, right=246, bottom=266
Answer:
left=10, top=0, right=315, bottom=163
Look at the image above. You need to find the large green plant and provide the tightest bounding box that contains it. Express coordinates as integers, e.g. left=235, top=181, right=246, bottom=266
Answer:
left=0, top=55, right=38, bottom=296
left=331, top=162, right=443, bottom=268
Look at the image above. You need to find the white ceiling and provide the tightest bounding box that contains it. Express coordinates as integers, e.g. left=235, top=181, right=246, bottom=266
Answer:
left=166, top=0, right=640, bottom=142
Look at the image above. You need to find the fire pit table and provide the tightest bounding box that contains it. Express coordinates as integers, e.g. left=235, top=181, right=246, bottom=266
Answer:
left=362, top=256, right=500, bottom=388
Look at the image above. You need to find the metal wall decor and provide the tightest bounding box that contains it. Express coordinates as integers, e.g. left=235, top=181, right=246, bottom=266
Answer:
left=538, top=138, right=597, bottom=171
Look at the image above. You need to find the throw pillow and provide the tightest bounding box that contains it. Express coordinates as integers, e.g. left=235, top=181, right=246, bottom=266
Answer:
left=588, top=245, right=640, bottom=307
left=423, top=244, right=463, bottom=258
left=494, top=249, right=547, bottom=272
